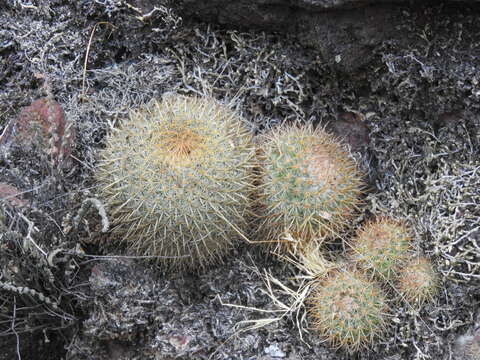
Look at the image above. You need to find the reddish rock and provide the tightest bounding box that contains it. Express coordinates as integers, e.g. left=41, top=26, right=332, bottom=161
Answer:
left=15, top=97, right=75, bottom=168
left=169, top=335, right=191, bottom=351
left=0, top=183, right=27, bottom=208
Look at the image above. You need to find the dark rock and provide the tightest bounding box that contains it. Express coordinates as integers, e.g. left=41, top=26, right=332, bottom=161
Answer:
left=329, top=111, right=369, bottom=153
left=162, top=0, right=478, bottom=72
left=169, top=0, right=404, bottom=72
left=298, top=5, right=402, bottom=71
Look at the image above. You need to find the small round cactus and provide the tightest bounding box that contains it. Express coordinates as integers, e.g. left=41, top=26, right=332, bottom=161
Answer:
left=308, top=269, right=389, bottom=352
left=257, top=125, right=363, bottom=250
left=397, top=256, right=438, bottom=305
left=95, top=95, right=256, bottom=270
left=349, top=217, right=412, bottom=281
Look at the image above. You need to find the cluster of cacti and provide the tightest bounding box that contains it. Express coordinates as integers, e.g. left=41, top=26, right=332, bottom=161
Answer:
left=301, top=216, right=438, bottom=352
left=95, top=94, right=439, bottom=353
left=257, top=125, right=363, bottom=251
left=95, top=95, right=255, bottom=270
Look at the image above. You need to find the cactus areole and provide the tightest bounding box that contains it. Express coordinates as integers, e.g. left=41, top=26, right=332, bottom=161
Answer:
left=96, top=95, right=255, bottom=270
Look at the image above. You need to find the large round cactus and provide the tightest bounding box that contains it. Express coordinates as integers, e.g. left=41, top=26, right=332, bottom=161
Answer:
left=257, top=125, right=364, bottom=250
left=95, top=95, right=256, bottom=270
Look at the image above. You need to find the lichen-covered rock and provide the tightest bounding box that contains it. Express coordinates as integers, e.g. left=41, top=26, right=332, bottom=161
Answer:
left=69, top=257, right=329, bottom=360
left=173, top=1, right=402, bottom=72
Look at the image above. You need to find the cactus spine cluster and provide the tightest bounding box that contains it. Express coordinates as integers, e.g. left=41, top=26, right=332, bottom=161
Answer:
left=257, top=125, right=363, bottom=250
left=96, top=95, right=255, bottom=270
left=349, top=217, right=412, bottom=281
left=309, top=269, right=389, bottom=352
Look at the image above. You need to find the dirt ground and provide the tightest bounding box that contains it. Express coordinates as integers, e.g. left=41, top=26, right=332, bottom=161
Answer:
left=0, top=1, right=479, bottom=359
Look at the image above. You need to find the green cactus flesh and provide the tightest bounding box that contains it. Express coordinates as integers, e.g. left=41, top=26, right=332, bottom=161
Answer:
left=96, top=95, right=255, bottom=270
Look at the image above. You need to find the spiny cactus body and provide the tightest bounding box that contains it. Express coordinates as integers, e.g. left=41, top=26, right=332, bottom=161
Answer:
left=257, top=125, right=363, bottom=250
left=309, top=269, right=389, bottom=352
left=96, top=95, right=255, bottom=270
left=349, top=217, right=412, bottom=281
left=397, top=256, right=438, bottom=305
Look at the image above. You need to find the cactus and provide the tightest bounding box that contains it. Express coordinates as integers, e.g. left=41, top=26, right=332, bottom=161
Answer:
left=257, top=124, right=363, bottom=250
left=349, top=217, right=412, bottom=281
left=95, top=95, right=256, bottom=270
left=309, top=269, right=389, bottom=352
left=397, top=256, right=438, bottom=305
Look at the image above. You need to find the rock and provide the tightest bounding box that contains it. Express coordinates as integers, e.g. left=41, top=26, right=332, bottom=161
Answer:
left=329, top=112, right=369, bottom=153
left=0, top=183, right=27, bottom=208
left=264, top=343, right=286, bottom=358
left=168, top=0, right=402, bottom=72
left=1, top=97, right=75, bottom=169
left=160, top=0, right=479, bottom=72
